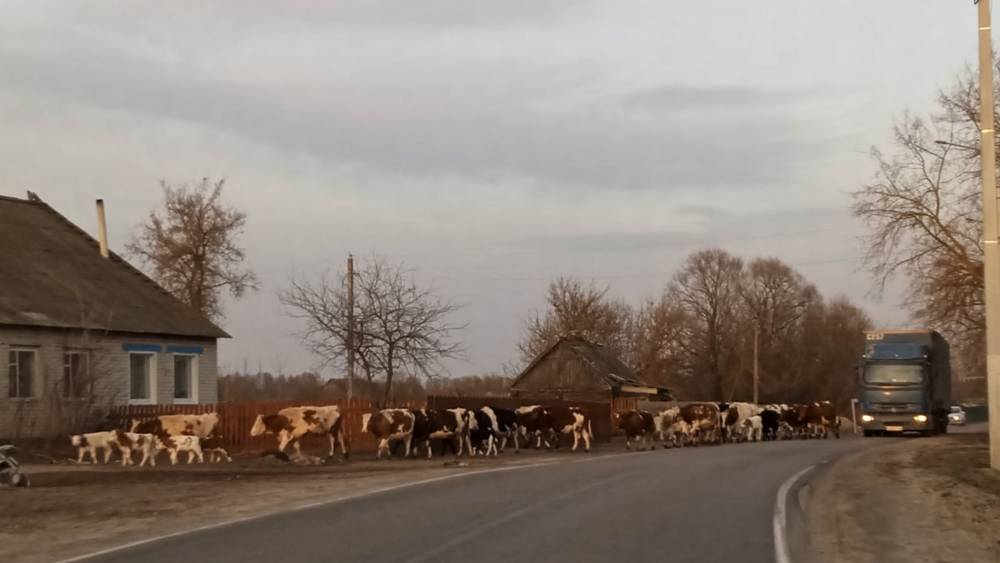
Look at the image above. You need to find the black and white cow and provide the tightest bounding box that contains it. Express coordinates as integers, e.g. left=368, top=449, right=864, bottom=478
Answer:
left=486, top=407, right=519, bottom=453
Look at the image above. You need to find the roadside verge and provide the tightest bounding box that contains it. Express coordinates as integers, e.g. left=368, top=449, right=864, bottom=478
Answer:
left=805, top=433, right=1000, bottom=563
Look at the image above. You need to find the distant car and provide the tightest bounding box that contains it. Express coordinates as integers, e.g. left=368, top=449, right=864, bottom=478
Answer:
left=948, top=406, right=966, bottom=426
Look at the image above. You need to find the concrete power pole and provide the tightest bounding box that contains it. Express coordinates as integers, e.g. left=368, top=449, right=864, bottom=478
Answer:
left=977, top=0, right=1000, bottom=471
left=347, top=254, right=355, bottom=402
left=752, top=325, right=759, bottom=405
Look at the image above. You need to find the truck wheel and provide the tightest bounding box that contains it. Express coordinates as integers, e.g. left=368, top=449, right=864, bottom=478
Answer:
left=862, top=430, right=874, bottom=437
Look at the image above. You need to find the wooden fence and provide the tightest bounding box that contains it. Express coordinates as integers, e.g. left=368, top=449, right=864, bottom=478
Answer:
left=109, top=399, right=421, bottom=454
left=108, top=395, right=638, bottom=454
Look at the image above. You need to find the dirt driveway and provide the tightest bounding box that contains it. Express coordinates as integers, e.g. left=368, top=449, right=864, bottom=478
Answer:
left=2, top=445, right=621, bottom=563
left=808, top=431, right=1000, bottom=563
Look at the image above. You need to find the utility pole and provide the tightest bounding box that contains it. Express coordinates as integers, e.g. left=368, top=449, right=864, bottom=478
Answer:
left=977, top=0, right=1000, bottom=470
left=752, top=325, right=759, bottom=404
left=347, top=253, right=355, bottom=402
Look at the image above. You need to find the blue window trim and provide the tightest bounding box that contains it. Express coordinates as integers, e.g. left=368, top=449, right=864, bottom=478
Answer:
left=166, top=345, right=203, bottom=355
left=122, top=343, right=162, bottom=353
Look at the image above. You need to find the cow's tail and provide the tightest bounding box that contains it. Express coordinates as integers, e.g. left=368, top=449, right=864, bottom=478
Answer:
left=587, top=418, right=593, bottom=440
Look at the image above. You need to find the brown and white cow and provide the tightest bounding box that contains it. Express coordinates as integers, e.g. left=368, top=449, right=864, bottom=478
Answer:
left=654, top=407, right=685, bottom=448
left=112, top=430, right=159, bottom=467
left=362, top=408, right=416, bottom=459
left=157, top=434, right=204, bottom=465
left=70, top=431, right=118, bottom=464
left=249, top=405, right=347, bottom=457
left=131, top=412, right=220, bottom=439
left=615, top=409, right=656, bottom=450
left=676, top=403, right=721, bottom=445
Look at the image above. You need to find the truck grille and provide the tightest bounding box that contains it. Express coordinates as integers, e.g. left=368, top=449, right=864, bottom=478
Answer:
left=869, top=402, right=919, bottom=412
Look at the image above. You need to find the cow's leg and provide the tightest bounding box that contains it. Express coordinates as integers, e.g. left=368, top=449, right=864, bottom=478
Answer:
left=328, top=434, right=336, bottom=457
left=465, top=434, right=475, bottom=457
left=169, top=450, right=179, bottom=465
left=338, top=430, right=349, bottom=458
left=404, top=435, right=413, bottom=458
left=571, top=429, right=580, bottom=452
left=513, top=431, right=520, bottom=453
left=277, top=431, right=293, bottom=453
left=120, top=447, right=130, bottom=466
left=102, top=445, right=113, bottom=464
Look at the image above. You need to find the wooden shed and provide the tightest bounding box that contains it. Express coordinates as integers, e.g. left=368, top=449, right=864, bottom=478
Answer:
left=510, top=335, right=671, bottom=402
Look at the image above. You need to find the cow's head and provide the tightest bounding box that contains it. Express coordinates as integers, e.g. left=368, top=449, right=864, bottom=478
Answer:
left=361, top=412, right=373, bottom=433
left=70, top=434, right=83, bottom=447
left=250, top=414, right=268, bottom=437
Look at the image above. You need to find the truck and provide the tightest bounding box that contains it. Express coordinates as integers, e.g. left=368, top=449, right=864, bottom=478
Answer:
left=858, top=329, right=951, bottom=436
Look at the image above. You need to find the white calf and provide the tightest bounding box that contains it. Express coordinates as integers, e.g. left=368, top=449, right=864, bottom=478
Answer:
left=157, top=435, right=204, bottom=465
left=70, top=431, right=118, bottom=464
left=742, top=415, right=763, bottom=442
left=112, top=431, right=158, bottom=467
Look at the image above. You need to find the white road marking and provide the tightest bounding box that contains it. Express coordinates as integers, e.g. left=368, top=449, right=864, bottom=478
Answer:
left=773, top=464, right=814, bottom=563
left=54, top=450, right=637, bottom=563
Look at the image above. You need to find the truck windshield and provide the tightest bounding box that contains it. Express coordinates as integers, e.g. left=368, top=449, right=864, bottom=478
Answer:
left=864, top=364, right=925, bottom=384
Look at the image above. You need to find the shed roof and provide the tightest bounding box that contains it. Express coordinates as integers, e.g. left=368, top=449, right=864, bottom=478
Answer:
left=511, top=335, right=662, bottom=392
left=0, top=193, right=228, bottom=338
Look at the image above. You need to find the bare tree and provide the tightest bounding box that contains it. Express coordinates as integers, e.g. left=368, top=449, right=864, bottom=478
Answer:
left=668, top=249, right=747, bottom=399
left=127, top=178, right=258, bottom=321
left=280, top=257, right=464, bottom=404
left=631, top=296, right=691, bottom=389
left=853, top=60, right=996, bottom=389
left=518, top=277, right=634, bottom=365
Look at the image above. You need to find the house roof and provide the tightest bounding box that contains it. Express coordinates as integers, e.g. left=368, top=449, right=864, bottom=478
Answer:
left=511, top=335, right=659, bottom=391
left=0, top=193, right=228, bottom=338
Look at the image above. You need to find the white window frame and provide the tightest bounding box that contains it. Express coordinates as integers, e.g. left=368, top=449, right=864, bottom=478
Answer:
left=172, top=353, right=199, bottom=404
left=8, top=348, right=37, bottom=399
left=128, top=352, right=157, bottom=405
left=63, top=350, right=91, bottom=399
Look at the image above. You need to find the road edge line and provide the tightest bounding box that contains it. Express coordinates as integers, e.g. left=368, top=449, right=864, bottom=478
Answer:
left=773, top=464, right=815, bottom=563
left=53, top=450, right=637, bottom=563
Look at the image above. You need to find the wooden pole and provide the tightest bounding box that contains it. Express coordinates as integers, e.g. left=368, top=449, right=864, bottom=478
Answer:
left=347, top=254, right=355, bottom=402
left=753, top=324, right=759, bottom=404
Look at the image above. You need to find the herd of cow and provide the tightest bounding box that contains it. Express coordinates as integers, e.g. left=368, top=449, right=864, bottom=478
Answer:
left=65, top=400, right=839, bottom=467
left=616, top=400, right=842, bottom=450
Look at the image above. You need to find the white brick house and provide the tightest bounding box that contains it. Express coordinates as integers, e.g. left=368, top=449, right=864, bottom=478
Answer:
left=0, top=193, right=228, bottom=438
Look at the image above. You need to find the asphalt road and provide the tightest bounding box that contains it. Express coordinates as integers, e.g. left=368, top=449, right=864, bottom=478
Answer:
left=77, top=437, right=876, bottom=563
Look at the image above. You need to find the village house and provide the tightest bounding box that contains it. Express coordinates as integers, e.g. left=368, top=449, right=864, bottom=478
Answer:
left=0, top=192, right=227, bottom=438
left=510, top=335, right=671, bottom=402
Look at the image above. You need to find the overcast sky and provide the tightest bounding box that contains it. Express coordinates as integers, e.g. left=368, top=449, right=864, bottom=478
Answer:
left=0, top=1, right=982, bottom=376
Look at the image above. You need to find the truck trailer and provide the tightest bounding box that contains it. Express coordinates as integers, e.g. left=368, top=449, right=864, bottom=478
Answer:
left=858, top=329, right=951, bottom=436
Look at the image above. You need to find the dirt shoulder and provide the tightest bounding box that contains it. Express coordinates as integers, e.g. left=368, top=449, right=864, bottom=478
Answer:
left=2, top=447, right=614, bottom=563
left=808, top=432, right=1000, bottom=563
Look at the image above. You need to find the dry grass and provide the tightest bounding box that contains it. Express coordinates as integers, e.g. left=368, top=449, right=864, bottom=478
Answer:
left=810, top=433, right=1000, bottom=563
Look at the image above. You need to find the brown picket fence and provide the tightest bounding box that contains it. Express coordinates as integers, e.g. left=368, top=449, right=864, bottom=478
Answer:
left=108, top=395, right=631, bottom=454
left=108, top=399, right=422, bottom=454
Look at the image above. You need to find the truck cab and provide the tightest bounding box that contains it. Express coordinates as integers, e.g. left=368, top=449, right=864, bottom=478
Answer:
left=858, top=330, right=951, bottom=436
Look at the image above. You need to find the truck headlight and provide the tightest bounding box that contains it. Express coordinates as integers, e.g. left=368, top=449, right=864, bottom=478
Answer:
left=861, top=414, right=874, bottom=423
left=914, top=414, right=928, bottom=423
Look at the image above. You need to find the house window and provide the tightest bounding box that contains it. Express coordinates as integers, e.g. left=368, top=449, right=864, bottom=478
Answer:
left=173, top=355, right=197, bottom=402
left=63, top=351, right=90, bottom=398
left=129, top=353, right=155, bottom=403
left=8, top=350, right=35, bottom=398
